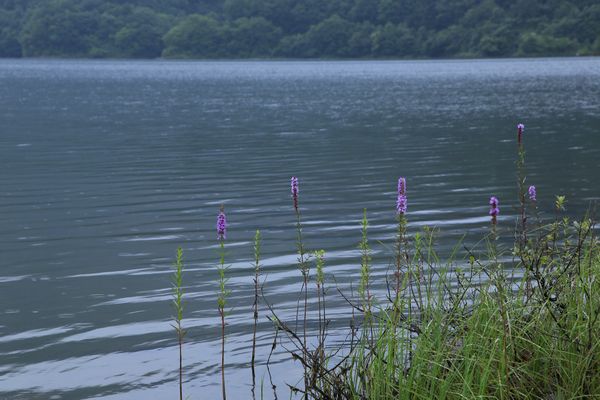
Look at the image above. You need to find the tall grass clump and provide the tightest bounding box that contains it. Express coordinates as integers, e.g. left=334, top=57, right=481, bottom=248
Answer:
left=309, top=211, right=599, bottom=399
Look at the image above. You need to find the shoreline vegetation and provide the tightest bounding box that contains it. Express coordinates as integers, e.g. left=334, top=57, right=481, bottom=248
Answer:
left=171, top=123, right=599, bottom=399
left=2, top=0, right=600, bottom=59
left=3, top=54, right=600, bottom=62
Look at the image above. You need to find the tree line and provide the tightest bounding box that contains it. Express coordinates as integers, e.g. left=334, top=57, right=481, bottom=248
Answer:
left=1, top=0, right=599, bottom=59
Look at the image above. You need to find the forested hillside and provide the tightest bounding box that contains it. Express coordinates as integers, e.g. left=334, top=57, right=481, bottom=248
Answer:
left=1, top=0, right=599, bottom=58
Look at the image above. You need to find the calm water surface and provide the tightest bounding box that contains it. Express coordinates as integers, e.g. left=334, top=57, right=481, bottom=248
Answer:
left=1, top=58, right=599, bottom=399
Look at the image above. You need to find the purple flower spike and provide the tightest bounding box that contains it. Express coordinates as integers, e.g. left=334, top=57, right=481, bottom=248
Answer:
left=217, top=208, right=227, bottom=240
left=489, top=196, right=499, bottom=224
left=291, top=176, right=299, bottom=211
left=528, top=185, right=537, bottom=202
left=398, top=177, right=406, bottom=195
left=517, top=123, right=525, bottom=145
left=396, top=177, right=407, bottom=215
left=397, top=195, right=407, bottom=215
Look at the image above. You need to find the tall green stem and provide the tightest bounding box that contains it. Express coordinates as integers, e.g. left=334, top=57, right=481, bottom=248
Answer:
left=172, top=247, right=185, bottom=400
left=295, top=208, right=309, bottom=395
left=217, top=239, right=229, bottom=400
left=359, top=209, right=372, bottom=340
left=251, top=230, right=261, bottom=387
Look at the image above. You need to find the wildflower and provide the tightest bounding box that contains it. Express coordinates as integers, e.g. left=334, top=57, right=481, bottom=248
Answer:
left=489, top=196, right=499, bottom=212
left=517, top=123, right=525, bottom=145
left=291, top=176, right=299, bottom=211
left=528, top=185, right=537, bottom=202
left=217, top=207, right=227, bottom=240
left=489, top=196, right=499, bottom=224
left=396, top=177, right=407, bottom=215
left=398, top=177, right=406, bottom=196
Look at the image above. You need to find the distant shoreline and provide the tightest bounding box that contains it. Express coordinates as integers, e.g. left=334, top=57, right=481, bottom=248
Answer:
left=1, top=54, right=599, bottom=62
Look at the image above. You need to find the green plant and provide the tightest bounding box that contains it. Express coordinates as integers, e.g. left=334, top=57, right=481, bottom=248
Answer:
left=251, top=229, right=262, bottom=389
left=217, top=206, right=230, bottom=400
left=172, top=247, right=185, bottom=400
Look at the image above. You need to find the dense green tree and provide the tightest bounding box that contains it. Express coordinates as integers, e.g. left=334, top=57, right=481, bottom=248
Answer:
left=460, top=0, right=506, bottom=27
left=347, top=22, right=375, bottom=57
left=20, top=0, right=103, bottom=56
left=162, top=14, right=225, bottom=57
left=115, top=8, right=172, bottom=58
left=372, top=23, right=416, bottom=57
left=552, top=4, right=600, bottom=45
left=302, top=15, right=354, bottom=57
left=226, top=17, right=282, bottom=56
left=434, top=0, right=476, bottom=29
left=592, top=36, right=600, bottom=55
left=377, top=0, right=413, bottom=25
left=288, top=0, right=334, bottom=33
left=478, top=27, right=516, bottom=57
left=223, top=0, right=259, bottom=20
left=408, top=0, right=437, bottom=29
left=0, top=9, right=21, bottom=56
left=274, top=33, right=310, bottom=57
left=0, top=0, right=596, bottom=59
left=0, top=31, right=21, bottom=57
left=517, top=31, right=577, bottom=56
left=348, top=0, right=378, bottom=23
left=425, top=26, right=470, bottom=57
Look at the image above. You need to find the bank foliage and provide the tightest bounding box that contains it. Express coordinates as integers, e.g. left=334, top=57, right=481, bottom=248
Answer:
left=1, top=0, right=600, bottom=58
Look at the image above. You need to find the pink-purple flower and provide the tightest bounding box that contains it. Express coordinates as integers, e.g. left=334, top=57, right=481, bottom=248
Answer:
left=396, top=177, right=407, bottom=215
left=517, top=123, right=525, bottom=145
left=528, top=185, right=537, bottom=202
left=489, top=196, right=499, bottom=224
left=291, top=176, right=299, bottom=211
left=217, top=209, right=227, bottom=240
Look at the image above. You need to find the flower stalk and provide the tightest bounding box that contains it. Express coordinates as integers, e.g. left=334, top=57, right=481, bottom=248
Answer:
left=516, top=123, right=527, bottom=248
left=291, top=176, right=309, bottom=395
left=216, top=206, right=230, bottom=400
left=395, top=177, right=408, bottom=299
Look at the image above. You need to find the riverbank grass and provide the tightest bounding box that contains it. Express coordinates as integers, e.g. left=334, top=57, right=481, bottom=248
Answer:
left=329, top=217, right=599, bottom=399
left=171, top=123, right=599, bottom=399
left=264, top=201, right=599, bottom=399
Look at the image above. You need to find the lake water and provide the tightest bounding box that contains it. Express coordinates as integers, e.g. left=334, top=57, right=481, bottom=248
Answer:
left=1, top=58, right=599, bottom=399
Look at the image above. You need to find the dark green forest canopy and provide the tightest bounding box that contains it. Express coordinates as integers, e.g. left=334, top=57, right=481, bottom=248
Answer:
left=1, top=0, right=599, bottom=58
